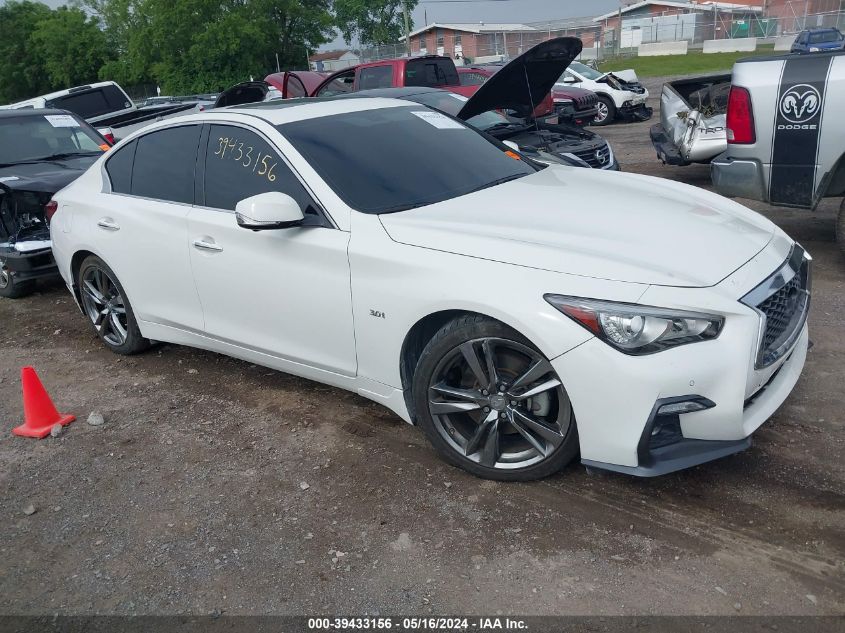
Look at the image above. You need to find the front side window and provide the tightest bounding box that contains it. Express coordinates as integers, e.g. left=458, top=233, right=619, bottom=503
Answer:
left=0, top=114, right=105, bottom=164
left=131, top=125, right=201, bottom=204
left=316, top=70, right=355, bottom=97
left=358, top=66, right=394, bottom=90
left=280, top=106, right=536, bottom=214
left=203, top=124, right=318, bottom=217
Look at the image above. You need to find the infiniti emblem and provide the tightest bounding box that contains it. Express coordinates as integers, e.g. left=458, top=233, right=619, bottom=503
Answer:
left=489, top=394, right=507, bottom=411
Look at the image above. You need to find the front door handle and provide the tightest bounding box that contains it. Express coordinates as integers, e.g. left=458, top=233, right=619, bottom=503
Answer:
left=97, top=218, right=120, bottom=231
left=192, top=238, right=223, bottom=253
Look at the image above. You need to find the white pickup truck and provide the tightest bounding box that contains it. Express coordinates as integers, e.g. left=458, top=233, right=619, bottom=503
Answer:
left=712, top=51, right=845, bottom=253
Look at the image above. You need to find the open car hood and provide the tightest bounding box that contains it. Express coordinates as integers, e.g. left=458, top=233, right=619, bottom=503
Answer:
left=457, top=37, right=581, bottom=120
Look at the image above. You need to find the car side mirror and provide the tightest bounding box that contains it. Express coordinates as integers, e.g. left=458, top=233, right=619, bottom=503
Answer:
left=235, top=191, right=305, bottom=231
left=563, top=76, right=576, bottom=84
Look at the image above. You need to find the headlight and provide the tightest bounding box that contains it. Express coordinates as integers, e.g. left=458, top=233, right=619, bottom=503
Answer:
left=809, top=47, right=820, bottom=52
left=544, top=295, right=724, bottom=355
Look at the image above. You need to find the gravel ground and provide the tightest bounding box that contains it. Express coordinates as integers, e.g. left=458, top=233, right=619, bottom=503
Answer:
left=1, top=77, right=843, bottom=617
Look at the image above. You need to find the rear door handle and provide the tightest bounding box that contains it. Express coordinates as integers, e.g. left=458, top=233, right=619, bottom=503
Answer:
left=192, top=238, right=223, bottom=253
left=97, top=218, right=120, bottom=231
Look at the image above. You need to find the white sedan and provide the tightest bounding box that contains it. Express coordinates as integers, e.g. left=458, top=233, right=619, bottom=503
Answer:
left=49, top=98, right=810, bottom=480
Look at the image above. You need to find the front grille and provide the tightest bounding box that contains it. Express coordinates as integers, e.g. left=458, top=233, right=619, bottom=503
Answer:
left=576, top=93, right=598, bottom=110
left=742, top=246, right=811, bottom=369
left=571, top=144, right=611, bottom=168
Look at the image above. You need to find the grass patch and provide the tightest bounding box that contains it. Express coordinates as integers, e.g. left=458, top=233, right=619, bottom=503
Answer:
left=598, top=45, right=777, bottom=77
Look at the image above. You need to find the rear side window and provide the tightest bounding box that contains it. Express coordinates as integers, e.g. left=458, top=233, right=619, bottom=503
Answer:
left=47, top=85, right=131, bottom=120
left=203, top=124, right=318, bottom=217
left=359, top=66, right=394, bottom=90
left=105, top=140, right=137, bottom=194
left=131, top=125, right=201, bottom=204
left=404, top=58, right=459, bottom=87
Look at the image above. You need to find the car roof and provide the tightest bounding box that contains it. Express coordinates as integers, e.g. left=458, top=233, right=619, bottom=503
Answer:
left=167, top=97, right=417, bottom=129
left=0, top=108, right=82, bottom=119
left=337, top=87, right=445, bottom=99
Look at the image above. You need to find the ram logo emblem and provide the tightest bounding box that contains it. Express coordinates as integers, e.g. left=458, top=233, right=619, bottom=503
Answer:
left=779, top=84, right=821, bottom=124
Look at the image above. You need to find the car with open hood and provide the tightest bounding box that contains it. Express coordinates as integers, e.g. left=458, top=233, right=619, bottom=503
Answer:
left=0, top=109, right=110, bottom=298
left=49, top=88, right=809, bottom=481
left=559, top=61, right=651, bottom=126
left=457, top=64, right=600, bottom=127
left=213, top=72, right=328, bottom=108
left=345, top=38, right=617, bottom=170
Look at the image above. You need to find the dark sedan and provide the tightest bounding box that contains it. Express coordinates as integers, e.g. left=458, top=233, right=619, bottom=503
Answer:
left=0, top=109, right=109, bottom=298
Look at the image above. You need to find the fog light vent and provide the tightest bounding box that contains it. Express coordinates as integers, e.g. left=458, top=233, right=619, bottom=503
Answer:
left=657, top=400, right=712, bottom=416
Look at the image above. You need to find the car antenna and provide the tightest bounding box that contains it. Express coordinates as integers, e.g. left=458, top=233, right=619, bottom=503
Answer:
left=523, top=65, right=540, bottom=134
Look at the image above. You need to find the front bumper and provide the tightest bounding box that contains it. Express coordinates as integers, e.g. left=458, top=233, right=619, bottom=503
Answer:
left=551, top=242, right=810, bottom=476
left=0, top=244, right=58, bottom=283
left=711, top=152, right=767, bottom=201
left=618, top=102, right=653, bottom=122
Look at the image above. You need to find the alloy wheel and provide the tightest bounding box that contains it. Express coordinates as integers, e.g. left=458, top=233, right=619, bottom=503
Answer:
left=427, top=337, right=572, bottom=470
left=80, top=266, right=129, bottom=346
left=0, top=261, right=9, bottom=289
left=595, top=102, right=609, bottom=123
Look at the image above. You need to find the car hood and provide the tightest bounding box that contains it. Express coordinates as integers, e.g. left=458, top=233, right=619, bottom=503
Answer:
left=458, top=37, right=581, bottom=120
left=379, top=167, right=775, bottom=288
left=0, top=156, right=98, bottom=194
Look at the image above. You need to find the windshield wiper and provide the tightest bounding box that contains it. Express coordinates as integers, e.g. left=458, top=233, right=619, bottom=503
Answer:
left=27, top=151, right=103, bottom=162
left=465, top=173, right=528, bottom=195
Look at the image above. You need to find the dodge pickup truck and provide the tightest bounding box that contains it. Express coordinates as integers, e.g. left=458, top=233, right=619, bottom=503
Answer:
left=712, top=50, right=845, bottom=253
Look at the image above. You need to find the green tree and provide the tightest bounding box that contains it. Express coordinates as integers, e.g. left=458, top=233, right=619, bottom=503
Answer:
left=334, top=0, right=417, bottom=47
left=0, top=0, right=52, bottom=102
left=30, top=7, right=114, bottom=90
left=84, top=0, right=334, bottom=94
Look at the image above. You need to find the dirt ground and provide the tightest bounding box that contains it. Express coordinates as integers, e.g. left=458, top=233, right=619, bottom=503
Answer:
left=1, top=78, right=843, bottom=617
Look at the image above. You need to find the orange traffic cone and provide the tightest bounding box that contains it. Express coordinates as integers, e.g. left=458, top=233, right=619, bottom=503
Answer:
left=12, top=367, right=75, bottom=438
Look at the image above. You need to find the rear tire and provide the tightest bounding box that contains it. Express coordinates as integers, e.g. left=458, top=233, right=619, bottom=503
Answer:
left=592, top=95, right=616, bottom=126
left=837, top=198, right=845, bottom=258
left=78, top=255, right=150, bottom=355
left=0, top=261, right=35, bottom=299
left=412, top=315, right=579, bottom=481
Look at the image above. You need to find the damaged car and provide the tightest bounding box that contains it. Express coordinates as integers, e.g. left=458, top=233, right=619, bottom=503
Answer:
left=559, top=61, right=651, bottom=126
left=0, top=109, right=109, bottom=298
left=650, top=74, right=731, bottom=166
left=340, top=39, right=616, bottom=170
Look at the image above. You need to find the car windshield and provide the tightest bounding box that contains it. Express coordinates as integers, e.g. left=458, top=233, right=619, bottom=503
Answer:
left=404, top=91, right=512, bottom=131
left=809, top=30, right=843, bottom=43
left=0, top=114, right=104, bottom=164
left=568, top=62, right=604, bottom=81
left=279, top=105, right=536, bottom=214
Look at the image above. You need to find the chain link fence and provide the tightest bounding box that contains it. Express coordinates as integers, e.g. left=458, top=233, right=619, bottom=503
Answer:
left=348, top=7, right=845, bottom=65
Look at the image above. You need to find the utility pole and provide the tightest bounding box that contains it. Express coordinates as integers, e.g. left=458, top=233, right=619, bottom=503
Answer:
left=403, top=1, right=411, bottom=56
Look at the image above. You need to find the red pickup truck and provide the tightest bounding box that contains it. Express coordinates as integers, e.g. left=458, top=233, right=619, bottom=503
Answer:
left=311, top=56, right=478, bottom=99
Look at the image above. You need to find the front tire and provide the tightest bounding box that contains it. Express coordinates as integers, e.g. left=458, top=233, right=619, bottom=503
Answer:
left=0, top=262, right=35, bottom=299
left=78, top=255, right=149, bottom=355
left=592, top=95, right=616, bottom=126
left=412, top=315, right=579, bottom=481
